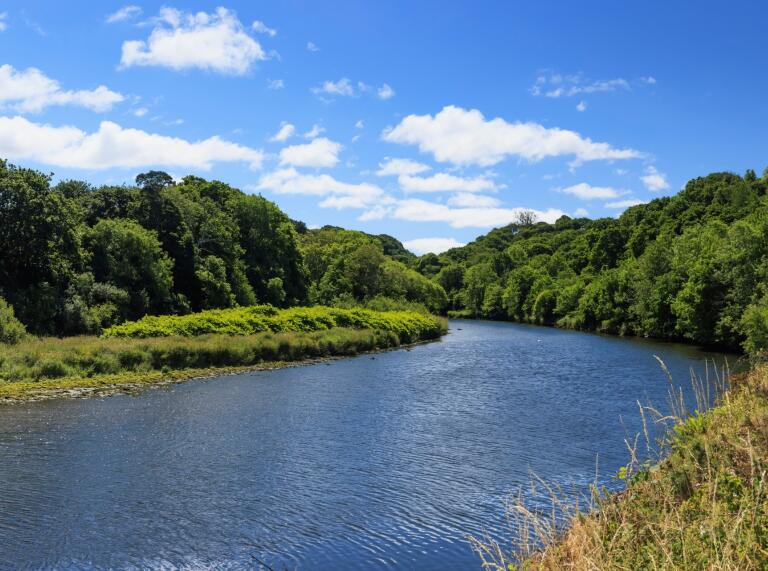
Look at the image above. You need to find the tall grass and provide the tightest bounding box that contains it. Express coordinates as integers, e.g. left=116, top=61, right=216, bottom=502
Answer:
left=471, top=361, right=768, bottom=570
left=0, top=307, right=447, bottom=400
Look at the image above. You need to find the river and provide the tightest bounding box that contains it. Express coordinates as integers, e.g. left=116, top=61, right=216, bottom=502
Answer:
left=0, top=320, right=739, bottom=570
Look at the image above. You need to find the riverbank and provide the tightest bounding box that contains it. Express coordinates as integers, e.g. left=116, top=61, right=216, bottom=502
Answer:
left=0, top=313, right=447, bottom=404
left=473, top=363, right=768, bottom=570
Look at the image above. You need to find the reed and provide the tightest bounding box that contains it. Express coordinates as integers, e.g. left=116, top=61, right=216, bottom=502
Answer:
left=470, top=360, right=768, bottom=570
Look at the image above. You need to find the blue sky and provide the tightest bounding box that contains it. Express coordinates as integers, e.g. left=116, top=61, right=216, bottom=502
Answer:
left=1, top=1, right=766, bottom=254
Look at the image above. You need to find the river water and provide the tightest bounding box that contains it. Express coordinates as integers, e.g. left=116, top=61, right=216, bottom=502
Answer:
left=0, top=320, right=738, bottom=570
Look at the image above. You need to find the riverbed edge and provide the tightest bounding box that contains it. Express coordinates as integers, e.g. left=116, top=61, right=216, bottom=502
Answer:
left=0, top=334, right=446, bottom=405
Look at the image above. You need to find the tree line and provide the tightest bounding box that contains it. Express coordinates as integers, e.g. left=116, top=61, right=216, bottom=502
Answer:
left=418, top=168, right=768, bottom=353
left=0, top=160, right=444, bottom=339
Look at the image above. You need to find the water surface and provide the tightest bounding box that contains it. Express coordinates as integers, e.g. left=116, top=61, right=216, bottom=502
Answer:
left=0, top=320, right=737, bottom=570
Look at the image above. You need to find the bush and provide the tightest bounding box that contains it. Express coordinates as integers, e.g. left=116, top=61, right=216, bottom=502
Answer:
left=102, top=305, right=445, bottom=342
left=0, top=297, right=27, bottom=344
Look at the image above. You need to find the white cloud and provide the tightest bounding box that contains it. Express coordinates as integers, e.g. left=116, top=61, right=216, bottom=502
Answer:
left=0, top=12, right=7, bottom=32
left=573, top=207, right=589, bottom=217
left=382, top=198, right=566, bottom=228
left=251, top=20, right=276, bottom=37
left=133, top=107, right=148, bottom=117
left=267, top=78, right=284, bottom=90
left=120, top=7, right=268, bottom=75
left=605, top=198, right=646, bottom=209
left=307, top=41, right=319, bottom=52
left=640, top=76, right=657, bottom=85
left=279, top=137, right=342, bottom=168
left=377, top=83, right=395, bottom=100
left=403, top=237, right=465, bottom=255
left=106, top=5, right=142, bottom=23
left=312, top=78, right=394, bottom=101
left=256, top=167, right=385, bottom=209
left=311, top=78, right=355, bottom=97
left=447, top=193, right=501, bottom=207
left=576, top=100, right=587, bottom=112
left=269, top=122, right=295, bottom=143
left=383, top=105, right=641, bottom=166
left=376, top=157, right=431, bottom=177
left=640, top=165, right=670, bottom=191
left=560, top=182, right=622, bottom=200
left=355, top=119, right=364, bottom=129
left=0, top=115, right=264, bottom=170
left=531, top=73, right=630, bottom=98
left=0, top=64, right=124, bottom=113
left=303, top=124, right=325, bottom=139
left=399, top=172, right=498, bottom=193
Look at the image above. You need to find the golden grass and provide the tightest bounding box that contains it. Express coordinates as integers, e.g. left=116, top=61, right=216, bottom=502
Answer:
left=471, top=362, right=768, bottom=570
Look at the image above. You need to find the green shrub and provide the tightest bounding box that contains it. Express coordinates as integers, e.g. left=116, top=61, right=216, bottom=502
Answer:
left=0, top=297, right=28, bottom=344
left=102, top=305, right=445, bottom=342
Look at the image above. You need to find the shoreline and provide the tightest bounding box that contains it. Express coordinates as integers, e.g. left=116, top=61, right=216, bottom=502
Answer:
left=0, top=336, right=442, bottom=405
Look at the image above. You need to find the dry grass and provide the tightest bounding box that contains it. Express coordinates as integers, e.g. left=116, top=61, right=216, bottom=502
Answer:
left=470, top=360, right=768, bottom=570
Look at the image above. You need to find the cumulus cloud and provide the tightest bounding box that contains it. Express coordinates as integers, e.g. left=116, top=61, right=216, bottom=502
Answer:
left=376, top=157, right=431, bottom=177
left=269, top=122, right=295, bottom=143
left=120, top=7, right=268, bottom=75
left=573, top=207, right=589, bottom=217
left=355, top=119, right=364, bottom=129
left=576, top=100, right=587, bottom=112
left=312, top=78, right=354, bottom=97
left=255, top=167, right=386, bottom=209
left=306, top=41, right=319, bottom=52
left=251, top=20, right=276, bottom=37
left=377, top=83, right=395, bottom=100
left=399, top=172, right=498, bottom=193
left=106, top=5, right=142, bottom=23
left=447, top=193, right=501, bottom=207
left=383, top=105, right=641, bottom=166
left=640, top=165, right=670, bottom=191
left=133, top=107, right=148, bottom=117
left=0, top=64, right=125, bottom=113
left=605, top=198, right=646, bottom=209
left=403, top=237, right=466, bottom=255
left=303, top=124, right=325, bottom=139
left=279, top=137, right=342, bottom=168
left=0, top=13, right=7, bottom=32
left=559, top=182, right=622, bottom=200
left=0, top=115, right=264, bottom=170
left=267, top=78, right=284, bottom=90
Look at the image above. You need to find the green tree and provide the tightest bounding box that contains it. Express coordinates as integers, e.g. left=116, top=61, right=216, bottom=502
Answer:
left=86, top=219, right=174, bottom=320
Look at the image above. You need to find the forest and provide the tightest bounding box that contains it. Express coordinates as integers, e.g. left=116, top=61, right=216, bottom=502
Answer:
left=3, top=158, right=768, bottom=354
left=0, top=159, right=444, bottom=342
left=422, top=168, right=768, bottom=353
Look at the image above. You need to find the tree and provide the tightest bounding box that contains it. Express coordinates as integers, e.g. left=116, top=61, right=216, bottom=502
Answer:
left=86, top=219, right=174, bottom=319
left=515, top=209, right=537, bottom=226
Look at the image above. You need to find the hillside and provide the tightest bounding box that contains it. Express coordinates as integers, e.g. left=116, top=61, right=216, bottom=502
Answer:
left=418, top=169, right=768, bottom=352
left=0, top=160, right=446, bottom=339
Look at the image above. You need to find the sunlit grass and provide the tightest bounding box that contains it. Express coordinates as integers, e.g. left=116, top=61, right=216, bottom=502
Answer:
left=0, top=309, right=447, bottom=401
left=471, top=362, right=768, bottom=570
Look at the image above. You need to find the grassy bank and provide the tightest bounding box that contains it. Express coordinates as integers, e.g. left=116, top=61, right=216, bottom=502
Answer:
left=0, top=308, right=447, bottom=403
left=472, top=364, right=768, bottom=570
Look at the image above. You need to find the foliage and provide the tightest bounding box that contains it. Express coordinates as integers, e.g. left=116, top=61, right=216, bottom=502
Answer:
left=0, top=161, right=447, bottom=338
left=0, top=297, right=27, bottom=344
left=301, top=225, right=447, bottom=313
left=417, top=169, right=768, bottom=352
left=102, top=305, right=446, bottom=344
